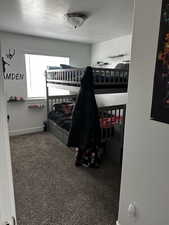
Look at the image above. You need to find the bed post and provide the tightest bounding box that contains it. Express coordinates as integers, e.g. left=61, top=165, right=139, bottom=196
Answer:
left=45, top=70, right=49, bottom=116
left=120, top=104, right=126, bottom=164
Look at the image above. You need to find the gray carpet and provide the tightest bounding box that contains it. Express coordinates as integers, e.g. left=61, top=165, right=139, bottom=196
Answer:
left=10, top=132, right=121, bottom=225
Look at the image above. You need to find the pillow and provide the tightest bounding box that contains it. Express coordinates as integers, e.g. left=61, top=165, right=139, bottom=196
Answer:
left=60, top=64, right=76, bottom=69
left=52, top=102, right=74, bottom=114
left=115, top=63, right=129, bottom=70
left=47, top=66, right=61, bottom=70
left=52, top=103, right=64, bottom=112
left=63, top=103, right=74, bottom=115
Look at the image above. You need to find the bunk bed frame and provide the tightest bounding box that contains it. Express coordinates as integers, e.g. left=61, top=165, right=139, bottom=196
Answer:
left=46, top=94, right=126, bottom=147
left=45, top=66, right=127, bottom=154
left=45, top=67, right=128, bottom=93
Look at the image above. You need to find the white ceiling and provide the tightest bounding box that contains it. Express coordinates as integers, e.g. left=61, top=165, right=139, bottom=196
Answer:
left=0, top=0, right=134, bottom=43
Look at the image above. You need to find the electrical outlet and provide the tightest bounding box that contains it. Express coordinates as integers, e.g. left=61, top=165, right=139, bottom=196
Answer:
left=2, top=216, right=16, bottom=225
left=4, top=222, right=10, bottom=225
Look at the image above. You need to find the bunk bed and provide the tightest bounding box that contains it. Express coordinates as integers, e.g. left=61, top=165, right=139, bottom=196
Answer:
left=45, top=67, right=129, bottom=94
left=45, top=66, right=128, bottom=152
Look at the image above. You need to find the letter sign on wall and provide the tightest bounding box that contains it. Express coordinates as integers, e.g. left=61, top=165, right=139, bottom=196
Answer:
left=2, top=49, right=25, bottom=80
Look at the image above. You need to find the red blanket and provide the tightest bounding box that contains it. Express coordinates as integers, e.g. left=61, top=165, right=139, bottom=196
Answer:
left=100, top=116, right=123, bottom=128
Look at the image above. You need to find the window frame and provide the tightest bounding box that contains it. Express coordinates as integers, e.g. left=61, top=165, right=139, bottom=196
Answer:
left=24, top=52, right=70, bottom=100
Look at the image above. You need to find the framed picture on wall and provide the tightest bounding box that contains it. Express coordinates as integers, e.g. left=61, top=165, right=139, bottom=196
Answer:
left=151, top=0, right=169, bottom=124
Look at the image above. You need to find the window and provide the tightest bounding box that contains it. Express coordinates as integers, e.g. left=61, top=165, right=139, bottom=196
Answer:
left=25, top=54, right=70, bottom=98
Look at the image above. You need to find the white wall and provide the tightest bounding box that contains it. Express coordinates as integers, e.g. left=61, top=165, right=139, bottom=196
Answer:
left=0, top=32, right=91, bottom=135
left=118, top=0, right=169, bottom=225
left=91, top=34, right=132, bottom=68
left=0, top=42, right=16, bottom=225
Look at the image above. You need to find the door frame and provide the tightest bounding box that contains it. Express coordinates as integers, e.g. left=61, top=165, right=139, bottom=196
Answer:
left=0, top=41, right=17, bottom=224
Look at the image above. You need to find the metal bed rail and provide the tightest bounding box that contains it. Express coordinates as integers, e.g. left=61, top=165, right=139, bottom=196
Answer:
left=45, top=67, right=128, bottom=89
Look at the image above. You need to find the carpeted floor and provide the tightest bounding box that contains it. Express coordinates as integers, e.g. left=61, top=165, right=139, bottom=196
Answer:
left=10, top=132, right=121, bottom=225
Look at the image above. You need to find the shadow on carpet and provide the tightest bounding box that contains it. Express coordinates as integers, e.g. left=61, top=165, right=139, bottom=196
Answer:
left=10, top=132, right=121, bottom=225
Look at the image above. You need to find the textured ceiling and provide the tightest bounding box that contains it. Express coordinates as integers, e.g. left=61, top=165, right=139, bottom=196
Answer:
left=0, top=0, right=134, bottom=43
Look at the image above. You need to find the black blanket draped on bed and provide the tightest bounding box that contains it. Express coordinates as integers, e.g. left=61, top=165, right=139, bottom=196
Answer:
left=67, top=66, right=101, bottom=150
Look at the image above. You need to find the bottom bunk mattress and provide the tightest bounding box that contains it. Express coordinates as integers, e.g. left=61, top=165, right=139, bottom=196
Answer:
left=48, top=102, right=124, bottom=144
left=48, top=102, right=73, bottom=132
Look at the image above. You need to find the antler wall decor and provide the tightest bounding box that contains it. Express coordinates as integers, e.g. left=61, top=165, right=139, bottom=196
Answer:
left=6, top=49, right=16, bottom=60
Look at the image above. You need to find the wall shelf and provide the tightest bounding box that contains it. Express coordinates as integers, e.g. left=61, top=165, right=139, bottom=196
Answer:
left=8, top=97, right=25, bottom=103
left=8, top=100, right=25, bottom=103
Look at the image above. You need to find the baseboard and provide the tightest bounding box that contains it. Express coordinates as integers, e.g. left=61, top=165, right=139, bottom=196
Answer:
left=9, top=126, right=44, bottom=136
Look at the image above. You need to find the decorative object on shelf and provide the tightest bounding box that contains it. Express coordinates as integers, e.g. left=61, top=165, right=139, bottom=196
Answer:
left=108, top=53, right=128, bottom=59
left=28, top=104, right=45, bottom=109
left=96, top=61, right=109, bottom=66
left=122, top=60, right=131, bottom=63
left=8, top=96, right=25, bottom=102
left=65, top=12, right=88, bottom=29
left=151, top=0, right=169, bottom=124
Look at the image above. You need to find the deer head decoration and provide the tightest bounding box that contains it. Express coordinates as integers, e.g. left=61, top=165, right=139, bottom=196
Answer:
left=6, top=49, right=15, bottom=60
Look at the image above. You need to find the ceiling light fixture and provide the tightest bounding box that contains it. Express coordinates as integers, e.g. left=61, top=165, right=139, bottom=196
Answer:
left=65, top=12, right=88, bottom=29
